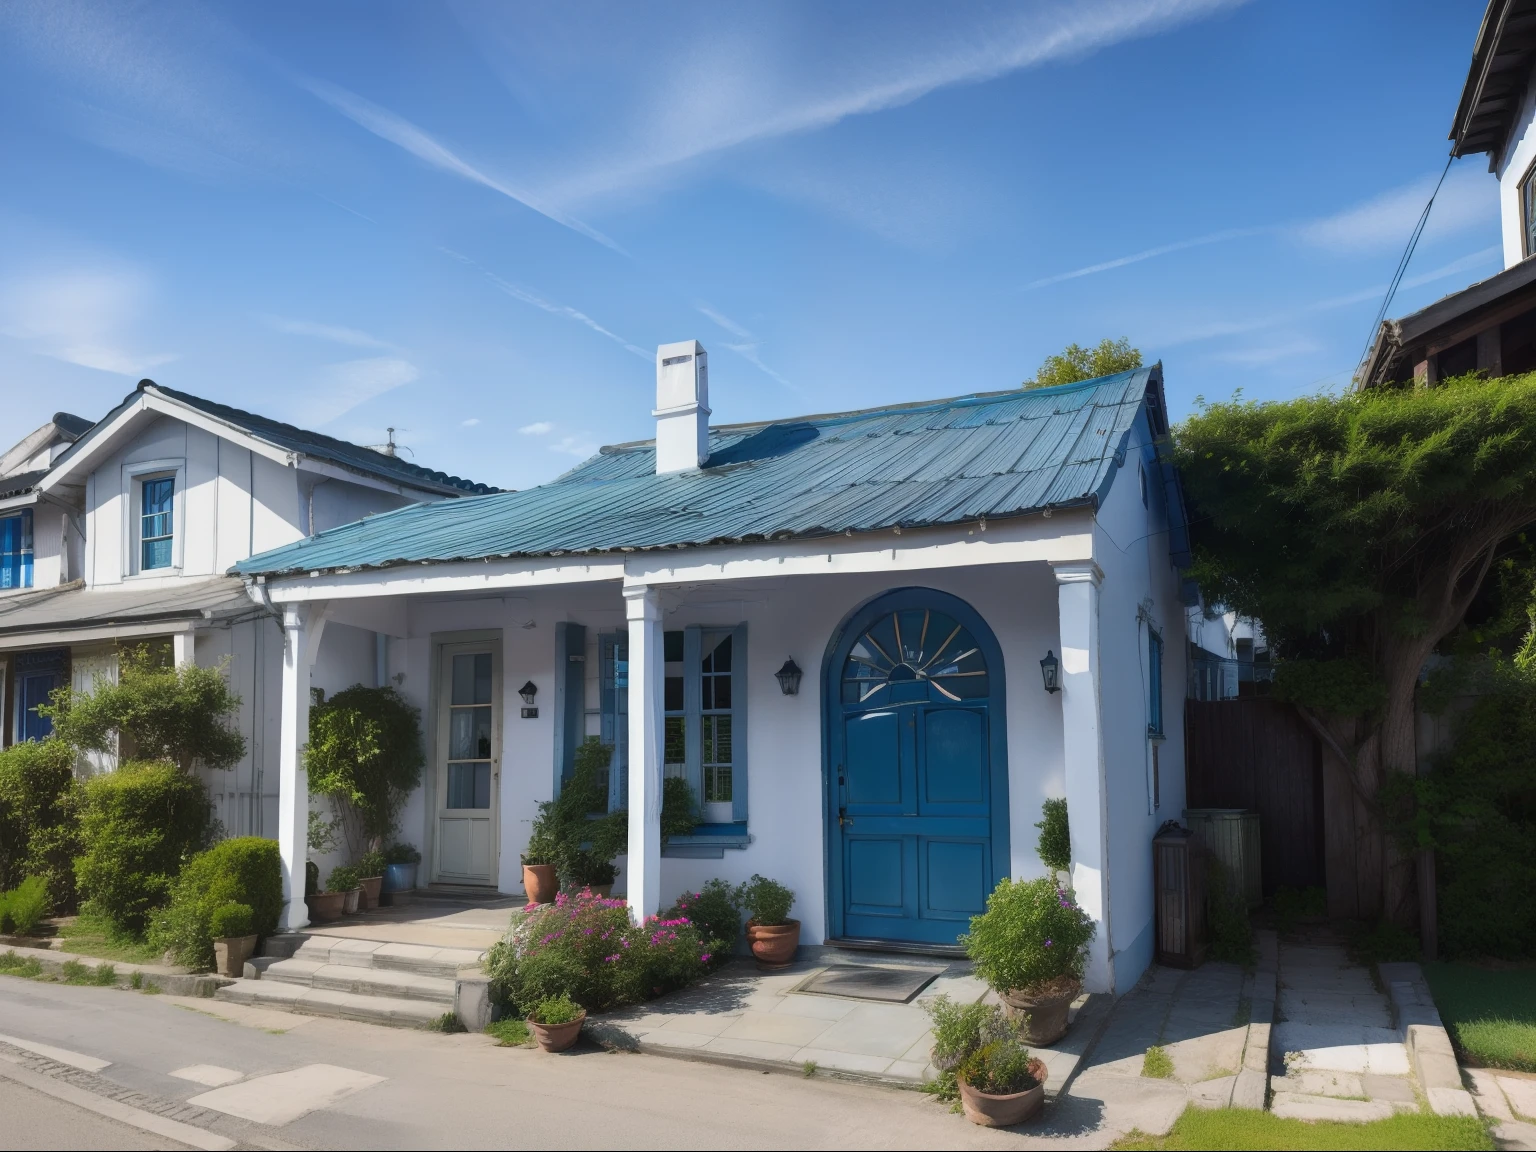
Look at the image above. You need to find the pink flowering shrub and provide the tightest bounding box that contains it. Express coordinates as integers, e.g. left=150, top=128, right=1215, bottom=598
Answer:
left=483, top=887, right=710, bottom=1014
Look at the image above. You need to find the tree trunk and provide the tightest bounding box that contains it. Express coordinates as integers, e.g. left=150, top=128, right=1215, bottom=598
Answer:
left=1378, top=646, right=1430, bottom=931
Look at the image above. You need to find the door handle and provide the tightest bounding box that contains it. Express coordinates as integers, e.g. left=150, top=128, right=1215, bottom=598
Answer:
left=839, top=807, right=854, bottom=827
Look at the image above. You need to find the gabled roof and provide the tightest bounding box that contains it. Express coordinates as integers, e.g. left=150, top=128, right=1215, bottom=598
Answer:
left=237, top=366, right=1189, bottom=579
left=1451, top=0, right=1536, bottom=168
left=43, top=381, right=497, bottom=498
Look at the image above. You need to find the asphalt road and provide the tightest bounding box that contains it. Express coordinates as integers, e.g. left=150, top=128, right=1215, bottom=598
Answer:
left=0, top=975, right=1109, bottom=1150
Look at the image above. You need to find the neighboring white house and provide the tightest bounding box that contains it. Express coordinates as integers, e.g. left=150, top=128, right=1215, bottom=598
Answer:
left=236, top=344, right=1195, bottom=996
left=0, top=380, right=493, bottom=836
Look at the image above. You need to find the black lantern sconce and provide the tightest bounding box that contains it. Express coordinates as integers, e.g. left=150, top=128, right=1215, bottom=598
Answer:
left=1040, top=650, right=1061, bottom=694
left=518, top=680, right=539, bottom=718
left=774, top=658, right=803, bottom=696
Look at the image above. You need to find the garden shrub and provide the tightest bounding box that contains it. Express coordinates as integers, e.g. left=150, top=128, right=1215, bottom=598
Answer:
left=209, top=902, right=253, bottom=939
left=326, top=864, right=360, bottom=893
left=528, top=992, right=582, bottom=1025
left=957, top=1035, right=1038, bottom=1095
left=483, top=888, right=709, bottom=1014
left=1035, top=798, right=1071, bottom=876
left=75, top=760, right=214, bottom=936
left=147, top=837, right=280, bottom=969
left=358, top=849, right=386, bottom=878
left=736, top=874, right=795, bottom=926
left=0, top=738, right=81, bottom=913
left=0, top=876, right=50, bottom=935
left=922, top=995, right=1014, bottom=1101
left=306, top=685, right=424, bottom=859
left=668, top=879, right=741, bottom=958
left=964, top=876, right=1095, bottom=994
left=383, top=843, right=421, bottom=865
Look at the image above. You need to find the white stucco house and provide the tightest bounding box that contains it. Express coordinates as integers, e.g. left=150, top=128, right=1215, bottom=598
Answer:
left=0, top=380, right=493, bottom=833
left=237, top=343, right=1195, bottom=995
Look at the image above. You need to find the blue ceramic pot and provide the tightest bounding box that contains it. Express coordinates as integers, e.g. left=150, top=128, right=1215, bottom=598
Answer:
left=382, top=862, right=418, bottom=893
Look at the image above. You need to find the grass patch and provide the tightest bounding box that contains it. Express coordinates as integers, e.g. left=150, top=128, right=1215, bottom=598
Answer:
left=1424, top=961, right=1536, bottom=1072
left=485, top=1018, right=530, bottom=1047
left=426, top=1012, right=467, bottom=1034
left=56, top=913, right=161, bottom=966
left=1142, top=1045, right=1175, bottom=1079
left=0, top=950, right=43, bottom=979
left=59, top=959, right=117, bottom=986
left=1112, top=1105, right=1493, bottom=1150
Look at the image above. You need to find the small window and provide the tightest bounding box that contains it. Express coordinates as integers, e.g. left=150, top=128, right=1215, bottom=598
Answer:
left=701, top=635, right=734, bottom=816
left=1524, top=161, right=1536, bottom=259
left=140, top=476, right=175, bottom=570
left=0, top=511, right=33, bottom=590
left=1148, top=628, right=1164, bottom=737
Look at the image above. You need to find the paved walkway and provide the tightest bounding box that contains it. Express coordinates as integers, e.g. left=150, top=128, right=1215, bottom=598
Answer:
left=300, top=892, right=522, bottom=953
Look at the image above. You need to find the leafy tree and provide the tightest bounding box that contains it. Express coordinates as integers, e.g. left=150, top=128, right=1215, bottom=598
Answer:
left=43, top=645, right=245, bottom=774
left=1027, top=338, right=1142, bottom=389
left=305, top=685, right=424, bottom=860
left=0, top=739, right=80, bottom=912
left=1173, top=373, right=1536, bottom=934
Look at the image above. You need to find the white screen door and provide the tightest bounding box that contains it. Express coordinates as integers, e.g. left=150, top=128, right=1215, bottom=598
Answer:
left=433, top=642, right=500, bottom=885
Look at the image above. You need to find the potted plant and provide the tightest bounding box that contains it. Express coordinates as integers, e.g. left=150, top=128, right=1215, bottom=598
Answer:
left=329, top=865, right=363, bottom=915
left=567, top=852, right=618, bottom=898
left=964, top=876, right=1095, bottom=1046
left=521, top=824, right=561, bottom=905
left=736, top=875, right=798, bottom=967
left=306, top=867, right=350, bottom=921
left=526, top=992, right=586, bottom=1053
left=381, top=843, right=420, bottom=894
left=357, top=849, right=386, bottom=910
left=956, top=1035, right=1048, bottom=1127
left=209, top=901, right=258, bottom=978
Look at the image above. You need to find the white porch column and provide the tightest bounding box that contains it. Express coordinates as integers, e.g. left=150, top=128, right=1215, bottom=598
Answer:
left=278, top=603, right=313, bottom=931
left=1053, top=561, right=1113, bottom=994
left=623, top=584, right=665, bottom=923
left=172, top=630, right=193, bottom=667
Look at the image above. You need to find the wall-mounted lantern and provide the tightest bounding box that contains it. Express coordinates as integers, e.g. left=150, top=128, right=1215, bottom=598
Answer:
left=774, top=658, right=803, bottom=696
left=1040, top=650, right=1061, bottom=694
left=519, top=680, right=539, bottom=718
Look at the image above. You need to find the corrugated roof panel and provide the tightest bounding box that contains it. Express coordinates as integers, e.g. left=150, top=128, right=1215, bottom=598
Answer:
left=236, top=368, right=1166, bottom=577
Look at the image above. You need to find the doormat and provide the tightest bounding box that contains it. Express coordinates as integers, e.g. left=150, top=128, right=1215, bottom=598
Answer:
left=793, top=964, right=940, bottom=1004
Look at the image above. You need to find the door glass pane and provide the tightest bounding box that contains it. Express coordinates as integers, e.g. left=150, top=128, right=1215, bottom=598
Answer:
left=452, top=652, right=493, bottom=705
left=703, top=714, right=732, bottom=803
left=449, top=706, right=492, bottom=759
left=446, top=762, right=491, bottom=809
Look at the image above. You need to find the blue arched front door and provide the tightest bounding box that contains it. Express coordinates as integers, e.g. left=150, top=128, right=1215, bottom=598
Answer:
left=824, top=588, right=1009, bottom=946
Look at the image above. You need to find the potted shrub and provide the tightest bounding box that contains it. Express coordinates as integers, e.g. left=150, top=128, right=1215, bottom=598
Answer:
left=567, top=852, right=617, bottom=898
left=956, top=1035, right=1047, bottom=1127
left=521, top=824, right=560, bottom=905
left=357, top=849, right=386, bottom=910
left=329, top=865, right=363, bottom=915
left=210, top=902, right=257, bottom=977
left=381, top=843, right=420, bottom=894
left=525, top=992, right=586, bottom=1053
left=306, top=867, right=349, bottom=922
left=736, top=875, right=798, bottom=968
left=964, top=876, right=1095, bottom=1046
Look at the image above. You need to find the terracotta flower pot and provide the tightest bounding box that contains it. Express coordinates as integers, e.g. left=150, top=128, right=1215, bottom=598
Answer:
left=590, top=883, right=614, bottom=899
left=527, top=1010, right=586, bottom=1053
left=1000, top=978, right=1081, bottom=1046
left=306, top=891, right=346, bottom=922
left=522, top=864, right=559, bottom=904
left=958, top=1058, right=1048, bottom=1127
left=746, top=919, right=800, bottom=968
left=213, top=934, right=258, bottom=978
left=358, top=875, right=383, bottom=911
left=342, top=888, right=361, bottom=915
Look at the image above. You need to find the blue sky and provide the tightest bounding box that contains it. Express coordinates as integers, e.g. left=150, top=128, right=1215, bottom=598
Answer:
left=0, top=0, right=1498, bottom=491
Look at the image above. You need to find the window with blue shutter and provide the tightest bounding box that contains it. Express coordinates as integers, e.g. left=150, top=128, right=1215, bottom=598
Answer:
left=0, top=511, right=32, bottom=590
left=140, top=477, right=174, bottom=570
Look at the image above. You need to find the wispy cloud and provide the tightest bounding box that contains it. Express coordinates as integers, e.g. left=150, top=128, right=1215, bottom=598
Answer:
left=550, top=433, right=596, bottom=458
left=259, top=313, right=393, bottom=349
left=1296, top=164, right=1495, bottom=253
left=1210, top=337, right=1321, bottom=367
left=299, top=356, right=419, bottom=425
left=0, top=267, right=176, bottom=376
left=462, top=417, right=482, bottom=427
left=303, top=78, right=625, bottom=253
left=1026, top=228, right=1268, bottom=289
left=441, top=248, right=650, bottom=359
left=519, top=421, right=553, bottom=435
left=697, top=305, right=795, bottom=390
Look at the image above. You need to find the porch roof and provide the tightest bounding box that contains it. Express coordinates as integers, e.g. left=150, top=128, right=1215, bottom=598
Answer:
left=236, top=367, right=1185, bottom=579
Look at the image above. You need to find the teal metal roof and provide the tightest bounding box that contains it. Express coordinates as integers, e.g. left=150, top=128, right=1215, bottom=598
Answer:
left=236, top=366, right=1186, bottom=578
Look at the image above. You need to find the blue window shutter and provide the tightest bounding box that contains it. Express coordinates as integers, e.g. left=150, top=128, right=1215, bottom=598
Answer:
left=599, top=632, right=630, bottom=811
left=683, top=625, right=703, bottom=812
left=552, top=622, right=585, bottom=792
left=731, top=622, right=748, bottom=824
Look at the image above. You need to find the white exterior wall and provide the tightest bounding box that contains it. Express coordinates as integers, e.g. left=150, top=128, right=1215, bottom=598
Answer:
left=1497, top=71, right=1536, bottom=268
left=1093, top=423, right=1188, bottom=993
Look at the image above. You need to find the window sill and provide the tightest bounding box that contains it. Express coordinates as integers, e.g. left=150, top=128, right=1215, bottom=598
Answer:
left=663, top=823, right=750, bottom=859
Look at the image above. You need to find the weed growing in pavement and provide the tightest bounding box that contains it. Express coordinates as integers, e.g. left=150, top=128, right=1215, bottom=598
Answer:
left=485, top=1018, right=530, bottom=1046
left=1142, top=1045, right=1175, bottom=1079
left=427, top=1012, right=467, bottom=1033
left=802, top=1061, right=817, bottom=1077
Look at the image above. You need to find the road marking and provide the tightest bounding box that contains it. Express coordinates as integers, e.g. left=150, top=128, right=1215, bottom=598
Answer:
left=170, top=1064, right=244, bottom=1087
left=0, top=1032, right=111, bottom=1072
left=187, top=1063, right=385, bottom=1126
left=0, top=1059, right=236, bottom=1151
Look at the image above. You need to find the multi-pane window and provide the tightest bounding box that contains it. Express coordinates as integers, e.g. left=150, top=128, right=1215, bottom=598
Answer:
left=140, top=477, right=174, bottom=570
left=1525, top=164, right=1536, bottom=259
left=700, top=635, right=733, bottom=810
left=663, top=631, right=685, bottom=780
left=446, top=652, right=493, bottom=809
left=0, top=511, right=33, bottom=590
left=599, top=633, right=629, bottom=808
left=1147, top=629, right=1165, bottom=737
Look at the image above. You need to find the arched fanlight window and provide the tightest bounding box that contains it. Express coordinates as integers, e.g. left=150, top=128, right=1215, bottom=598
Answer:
left=842, top=608, right=988, bottom=706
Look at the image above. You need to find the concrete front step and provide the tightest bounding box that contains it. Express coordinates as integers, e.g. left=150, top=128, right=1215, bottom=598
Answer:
left=263, top=933, right=484, bottom=979
left=215, top=977, right=448, bottom=1028
left=261, top=958, right=456, bottom=1005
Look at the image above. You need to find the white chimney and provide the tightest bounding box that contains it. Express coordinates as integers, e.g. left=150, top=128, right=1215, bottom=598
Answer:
left=653, top=339, right=710, bottom=474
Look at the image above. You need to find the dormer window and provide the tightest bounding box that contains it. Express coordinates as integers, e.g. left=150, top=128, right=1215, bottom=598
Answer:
left=140, top=476, right=175, bottom=570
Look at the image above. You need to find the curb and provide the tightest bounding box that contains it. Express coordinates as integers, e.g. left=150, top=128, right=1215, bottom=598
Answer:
left=1377, top=961, right=1477, bottom=1118
left=1231, top=928, right=1276, bottom=1111
left=0, top=943, right=231, bottom=998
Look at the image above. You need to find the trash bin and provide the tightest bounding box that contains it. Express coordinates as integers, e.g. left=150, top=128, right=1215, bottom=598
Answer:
left=1154, top=821, right=1208, bottom=968
left=1183, top=808, right=1261, bottom=908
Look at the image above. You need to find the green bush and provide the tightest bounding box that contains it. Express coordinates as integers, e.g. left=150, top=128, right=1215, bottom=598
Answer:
left=922, top=996, right=1014, bottom=1101
left=528, top=992, right=583, bottom=1025
left=0, top=739, right=81, bottom=913
left=736, top=874, right=795, bottom=926
left=0, top=876, right=51, bottom=935
left=669, top=879, right=741, bottom=958
left=958, top=1035, right=1038, bottom=1095
left=147, top=837, right=281, bottom=969
left=75, top=760, right=214, bottom=936
left=306, top=685, right=423, bottom=859
left=383, top=843, right=420, bottom=866
left=964, top=876, right=1096, bottom=994
left=209, top=902, right=253, bottom=939
left=1035, top=798, right=1071, bottom=876
left=326, top=865, right=360, bottom=893
left=358, top=849, right=386, bottom=878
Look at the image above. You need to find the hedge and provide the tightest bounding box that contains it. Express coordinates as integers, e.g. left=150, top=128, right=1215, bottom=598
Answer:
left=0, top=739, right=80, bottom=914
left=149, top=837, right=282, bottom=969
